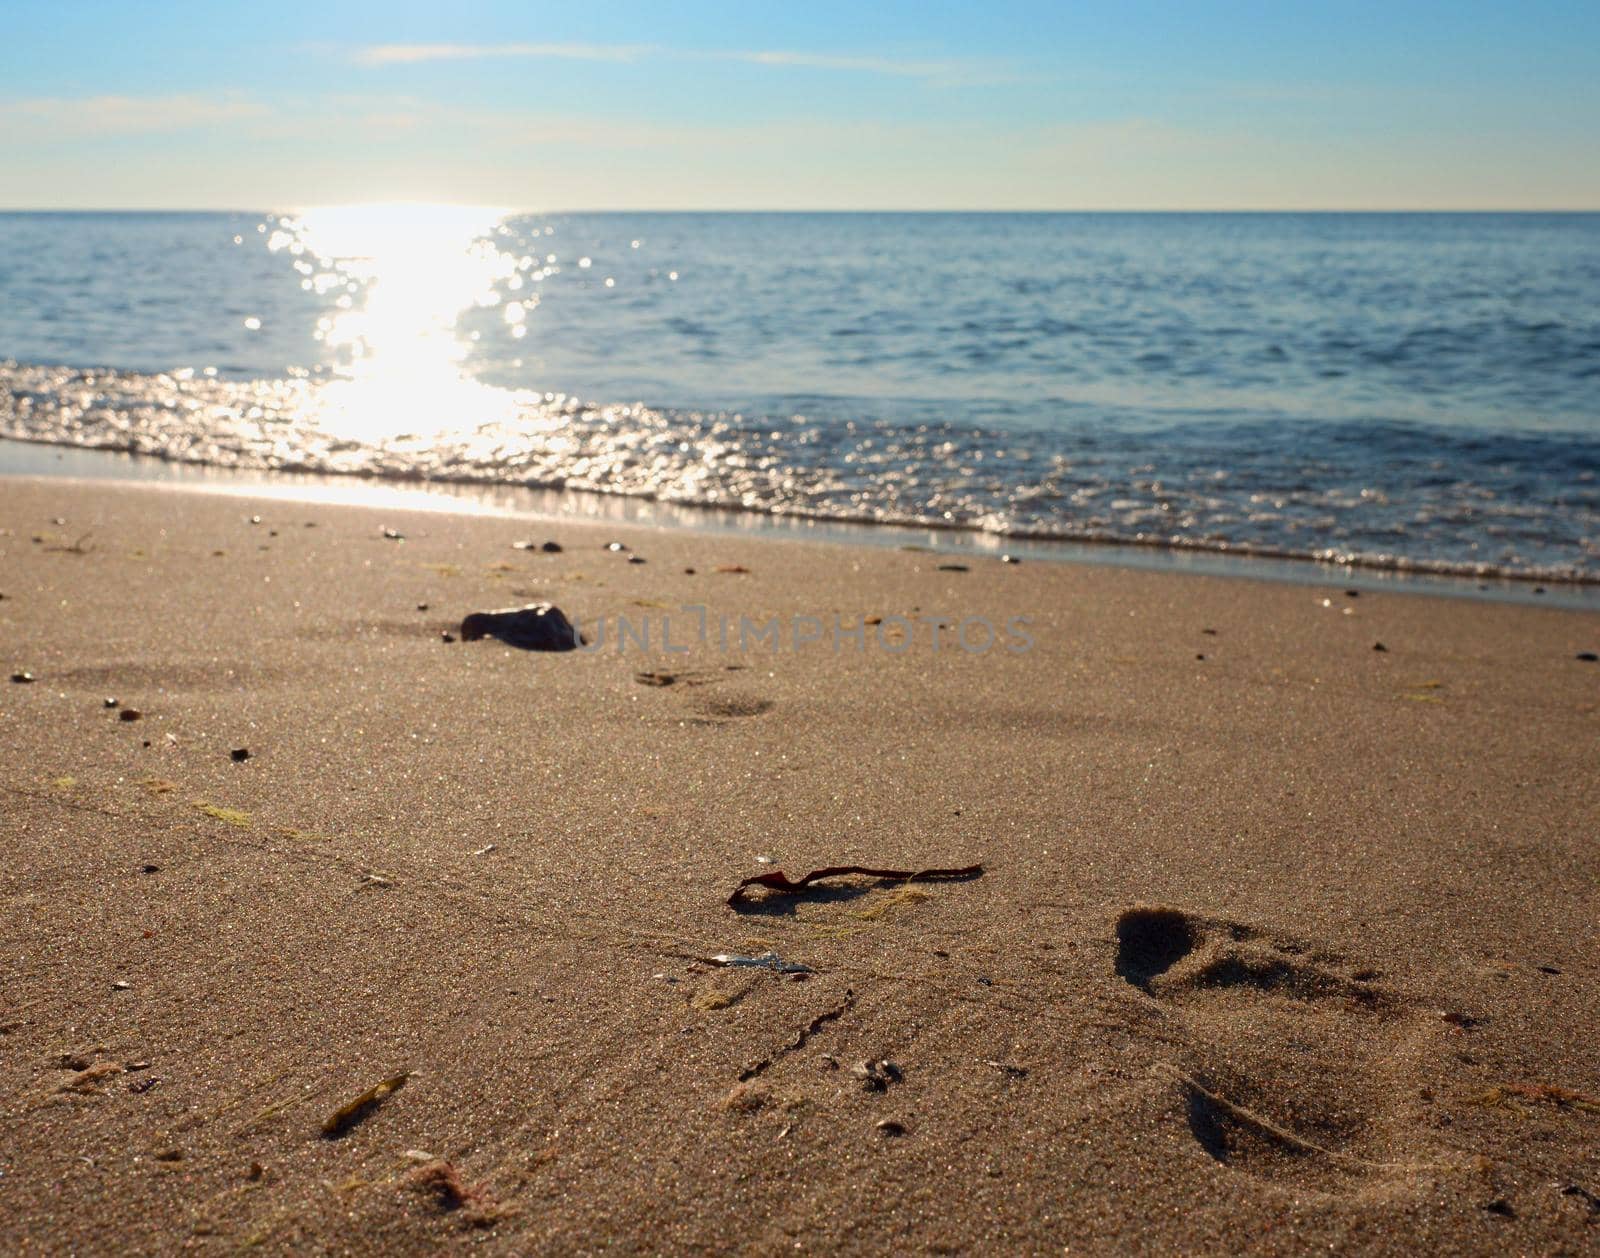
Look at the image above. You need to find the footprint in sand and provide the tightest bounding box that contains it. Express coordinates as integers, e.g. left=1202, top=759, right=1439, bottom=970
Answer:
left=1115, top=906, right=1435, bottom=1194
left=687, top=692, right=775, bottom=722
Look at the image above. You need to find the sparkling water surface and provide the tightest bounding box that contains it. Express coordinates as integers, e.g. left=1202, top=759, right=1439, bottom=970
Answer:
left=2, top=210, right=1596, bottom=580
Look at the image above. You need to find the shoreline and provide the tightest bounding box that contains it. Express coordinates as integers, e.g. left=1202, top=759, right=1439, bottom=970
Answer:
left=6, top=437, right=1596, bottom=611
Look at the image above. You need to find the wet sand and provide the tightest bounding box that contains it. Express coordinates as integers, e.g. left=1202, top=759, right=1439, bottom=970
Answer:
left=2, top=476, right=1598, bottom=1254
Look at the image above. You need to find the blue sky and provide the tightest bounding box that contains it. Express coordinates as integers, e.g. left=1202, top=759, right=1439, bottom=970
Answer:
left=2, top=1, right=1597, bottom=209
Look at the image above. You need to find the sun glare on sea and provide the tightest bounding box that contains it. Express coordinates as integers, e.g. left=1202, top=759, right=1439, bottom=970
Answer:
left=272, top=203, right=523, bottom=443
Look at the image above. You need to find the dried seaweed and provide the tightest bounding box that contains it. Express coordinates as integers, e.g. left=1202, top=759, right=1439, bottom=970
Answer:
left=728, top=863, right=984, bottom=907
left=320, top=1071, right=411, bottom=1139
left=404, top=1159, right=502, bottom=1225
left=59, top=1061, right=125, bottom=1093
left=738, top=991, right=855, bottom=1082
left=1473, top=1082, right=1600, bottom=1115
left=193, top=801, right=252, bottom=828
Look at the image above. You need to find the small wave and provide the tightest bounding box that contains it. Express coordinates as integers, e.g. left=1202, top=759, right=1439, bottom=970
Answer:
left=3, top=360, right=1596, bottom=584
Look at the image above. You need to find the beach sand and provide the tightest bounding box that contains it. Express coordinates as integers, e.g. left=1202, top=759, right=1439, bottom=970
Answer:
left=2, top=476, right=1597, bottom=1254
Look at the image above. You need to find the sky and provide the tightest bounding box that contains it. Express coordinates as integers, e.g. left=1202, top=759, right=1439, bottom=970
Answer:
left=2, top=0, right=1598, bottom=211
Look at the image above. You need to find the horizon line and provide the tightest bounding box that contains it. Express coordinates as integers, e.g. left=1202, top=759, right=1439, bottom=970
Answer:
left=3, top=206, right=1599, bottom=215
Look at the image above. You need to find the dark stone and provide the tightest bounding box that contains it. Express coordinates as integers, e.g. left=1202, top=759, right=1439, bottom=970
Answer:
left=1373, top=642, right=1387, bottom=652
left=104, top=697, right=119, bottom=708
left=231, top=748, right=251, bottom=762
left=627, top=555, right=647, bottom=564
left=1000, top=554, right=1020, bottom=564
left=119, top=709, right=142, bottom=722
left=459, top=603, right=582, bottom=652
left=937, top=563, right=969, bottom=572
left=541, top=541, right=563, bottom=553
left=10, top=671, right=34, bottom=684
left=1577, top=652, right=1598, bottom=662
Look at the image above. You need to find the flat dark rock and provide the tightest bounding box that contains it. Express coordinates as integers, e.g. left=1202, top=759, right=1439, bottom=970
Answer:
left=459, top=603, right=582, bottom=652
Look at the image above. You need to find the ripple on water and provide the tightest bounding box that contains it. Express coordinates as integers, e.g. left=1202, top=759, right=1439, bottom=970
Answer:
left=2, top=360, right=1596, bottom=583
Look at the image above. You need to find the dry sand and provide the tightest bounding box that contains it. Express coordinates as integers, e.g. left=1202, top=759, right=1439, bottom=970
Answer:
left=1, top=476, right=1598, bottom=1254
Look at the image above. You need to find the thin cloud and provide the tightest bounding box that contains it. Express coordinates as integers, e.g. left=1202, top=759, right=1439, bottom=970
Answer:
left=733, top=50, right=962, bottom=78
left=1, top=94, right=270, bottom=137
left=353, top=42, right=648, bottom=67
left=351, top=41, right=997, bottom=83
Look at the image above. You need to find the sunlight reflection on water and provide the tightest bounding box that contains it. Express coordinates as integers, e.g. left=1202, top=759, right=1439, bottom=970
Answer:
left=276, top=203, right=529, bottom=443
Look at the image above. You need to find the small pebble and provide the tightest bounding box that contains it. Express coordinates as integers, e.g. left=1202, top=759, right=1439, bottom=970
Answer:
left=541, top=541, right=563, bottom=553
left=440, top=632, right=456, bottom=643
left=382, top=527, right=404, bottom=540
left=1372, top=642, right=1387, bottom=652
left=875, top=1120, right=907, bottom=1138
left=230, top=748, right=251, bottom=763
left=605, top=541, right=626, bottom=552
left=1000, top=554, right=1020, bottom=564
left=937, top=563, right=969, bottom=572
left=416, top=602, right=429, bottom=612
left=11, top=671, right=35, bottom=684
left=1577, top=652, right=1598, bottom=663
left=111, top=981, right=131, bottom=991
left=248, top=515, right=261, bottom=525
left=1195, top=653, right=1205, bottom=661
left=119, top=709, right=142, bottom=722
left=140, top=864, right=160, bottom=874
left=1345, top=589, right=1360, bottom=598
left=684, top=567, right=696, bottom=575
left=104, top=697, right=119, bottom=709
left=627, top=555, right=647, bottom=564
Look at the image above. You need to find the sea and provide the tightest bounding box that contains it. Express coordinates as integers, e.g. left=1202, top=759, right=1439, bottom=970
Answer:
left=2, top=209, right=1597, bottom=586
